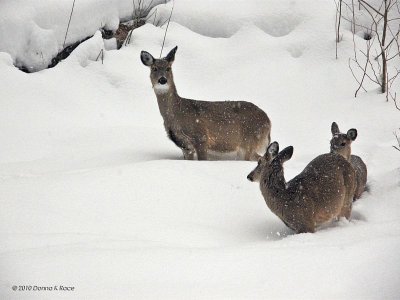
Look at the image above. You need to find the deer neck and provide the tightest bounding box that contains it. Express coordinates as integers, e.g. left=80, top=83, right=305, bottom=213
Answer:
left=154, top=81, right=181, bottom=123
left=331, top=148, right=351, bottom=161
left=342, top=148, right=351, bottom=161
left=261, top=165, right=293, bottom=218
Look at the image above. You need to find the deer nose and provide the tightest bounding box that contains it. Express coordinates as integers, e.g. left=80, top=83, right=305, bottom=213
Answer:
left=158, top=77, right=167, bottom=85
left=247, top=174, right=254, bottom=182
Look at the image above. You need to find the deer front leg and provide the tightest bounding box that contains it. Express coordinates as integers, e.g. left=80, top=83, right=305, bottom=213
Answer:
left=340, top=199, right=352, bottom=220
left=194, top=145, right=208, bottom=160
left=182, top=149, right=195, bottom=160
left=191, top=132, right=209, bottom=160
left=192, top=140, right=208, bottom=160
left=296, top=224, right=315, bottom=234
left=245, top=149, right=261, bottom=161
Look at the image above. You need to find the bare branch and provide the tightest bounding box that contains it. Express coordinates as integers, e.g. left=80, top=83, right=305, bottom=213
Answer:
left=349, top=58, right=368, bottom=96
left=391, top=92, right=400, bottom=110
left=393, top=130, right=400, bottom=151
left=359, top=0, right=384, bottom=17
left=63, top=0, right=77, bottom=48
left=159, top=0, right=175, bottom=58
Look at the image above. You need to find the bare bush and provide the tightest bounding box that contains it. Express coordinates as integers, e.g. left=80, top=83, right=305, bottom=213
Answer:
left=125, top=0, right=170, bottom=47
left=335, top=0, right=400, bottom=109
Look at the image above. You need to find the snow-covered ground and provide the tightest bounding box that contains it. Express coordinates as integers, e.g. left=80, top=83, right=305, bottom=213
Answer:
left=1, top=0, right=400, bottom=299
left=0, top=0, right=165, bottom=71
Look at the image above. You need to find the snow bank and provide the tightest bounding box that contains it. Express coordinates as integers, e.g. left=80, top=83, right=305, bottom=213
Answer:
left=0, top=0, right=165, bottom=71
left=149, top=0, right=330, bottom=38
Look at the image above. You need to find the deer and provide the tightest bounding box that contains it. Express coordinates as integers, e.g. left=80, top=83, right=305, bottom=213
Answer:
left=247, top=142, right=356, bottom=233
left=140, top=46, right=271, bottom=160
left=330, top=122, right=367, bottom=200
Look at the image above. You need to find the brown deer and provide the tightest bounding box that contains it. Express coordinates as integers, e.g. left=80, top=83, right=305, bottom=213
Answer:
left=140, top=46, right=271, bottom=160
left=330, top=122, right=367, bottom=200
left=247, top=142, right=356, bottom=233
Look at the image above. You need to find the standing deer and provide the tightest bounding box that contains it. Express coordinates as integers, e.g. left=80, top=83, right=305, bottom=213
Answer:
left=330, top=122, right=367, bottom=200
left=140, top=46, right=271, bottom=160
left=247, top=142, right=356, bottom=233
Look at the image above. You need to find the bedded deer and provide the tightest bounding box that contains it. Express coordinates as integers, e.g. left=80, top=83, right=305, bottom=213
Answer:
left=247, top=142, right=356, bottom=233
left=140, top=46, right=271, bottom=160
left=330, top=122, right=367, bottom=200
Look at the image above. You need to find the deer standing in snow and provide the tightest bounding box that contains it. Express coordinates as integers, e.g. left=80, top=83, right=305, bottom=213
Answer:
left=247, top=142, right=356, bottom=233
left=330, top=122, right=367, bottom=200
left=140, top=46, right=271, bottom=160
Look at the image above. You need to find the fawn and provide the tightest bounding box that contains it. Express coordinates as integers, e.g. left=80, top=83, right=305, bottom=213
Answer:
left=140, top=46, right=271, bottom=160
left=247, top=142, right=356, bottom=233
left=330, top=122, right=367, bottom=200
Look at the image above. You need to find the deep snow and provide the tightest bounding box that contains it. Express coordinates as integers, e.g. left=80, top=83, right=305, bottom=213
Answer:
left=1, top=0, right=400, bottom=299
left=0, top=0, right=165, bottom=71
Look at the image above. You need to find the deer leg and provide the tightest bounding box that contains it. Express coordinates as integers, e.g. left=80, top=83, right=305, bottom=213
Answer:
left=353, top=181, right=363, bottom=201
left=192, top=134, right=208, bottom=160
left=342, top=179, right=355, bottom=219
left=295, top=222, right=315, bottom=234
left=248, top=151, right=261, bottom=161
left=296, top=227, right=315, bottom=234
left=242, top=143, right=256, bottom=161
left=182, top=149, right=195, bottom=160
left=340, top=201, right=352, bottom=220
left=195, top=146, right=208, bottom=160
left=244, top=149, right=253, bottom=161
left=245, top=135, right=268, bottom=161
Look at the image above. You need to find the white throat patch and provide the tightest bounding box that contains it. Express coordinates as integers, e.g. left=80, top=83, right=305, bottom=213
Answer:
left=153, top=83, right=170, bottom=94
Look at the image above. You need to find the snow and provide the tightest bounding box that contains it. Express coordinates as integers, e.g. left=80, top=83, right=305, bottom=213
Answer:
left=1, top=0, right=400, bottom=299
left=0, top=0, right=165, bottom=71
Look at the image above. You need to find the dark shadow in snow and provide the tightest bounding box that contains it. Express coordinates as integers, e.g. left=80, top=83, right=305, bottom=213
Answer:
left=264, top=222, right=296, bottom=241
left=255, top=15, right=302, bottom=37
left=351, top=210, right=367, bottom=222
left=287, top=46, right=304, bottom=58
left=364, top=183, right=371, bottom=194
left=132, top=150, right=183, bottom=161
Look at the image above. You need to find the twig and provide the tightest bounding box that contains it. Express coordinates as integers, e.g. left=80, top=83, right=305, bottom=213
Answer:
left=96, top=49, right=104, bottom=64
left=393, top=130, right=400, bottom=150
left=132, top=0, right=137, bottom=21
left=125, top=29, right=133, bottom=46
left=359, top=0, right=384, bottom=17
left=143, top=0, right=154, bottom=17
left=159, top=0, right=175, bottom=58
left=335, top=0, right=343, bottom=59
left=159, top=17, right=170, bottom=27
left=145, top=8, right=157, bottom=22
left=348, top=58, right=368, bottom=95
left=351, top=0, right=356, bottom=34
left=391, top=92, right=400, bottom=110
left=63, top=0, right=77, bottom=48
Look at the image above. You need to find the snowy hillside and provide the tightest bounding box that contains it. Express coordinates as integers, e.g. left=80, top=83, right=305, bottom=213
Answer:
left=1, top=0, right=400, bottom=299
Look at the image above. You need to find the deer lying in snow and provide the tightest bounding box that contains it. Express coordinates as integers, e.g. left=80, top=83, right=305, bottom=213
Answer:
left=247, top=142, right=356, bottom=233
left=330, top=122, right=367, bottom=200
left=140, top=46, right=271, bottom=160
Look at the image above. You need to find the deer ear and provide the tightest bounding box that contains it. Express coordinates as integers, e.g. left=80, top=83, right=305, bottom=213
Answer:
left=165, top=46, right=178, bottom=62
left=331, top=122, right=340, bottom=135
left=347, top=128, right=357, bottom=141
left=141, top=51, right=154, bottom=66
left=266, top=141, right=279, bottom=157
left=276, top=146, right=293, bottom=164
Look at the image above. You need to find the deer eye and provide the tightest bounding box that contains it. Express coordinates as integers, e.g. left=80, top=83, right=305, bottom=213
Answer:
left=166, top=67, right=171, bottom=72
left=151, top=67, right=158, bottom=71
left=340, top=142, right=346, bottom=146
